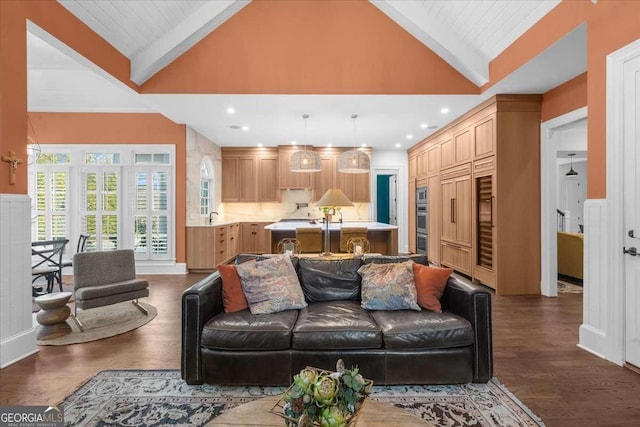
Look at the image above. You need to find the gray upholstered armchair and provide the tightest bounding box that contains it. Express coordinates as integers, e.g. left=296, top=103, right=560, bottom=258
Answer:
left=72, top=249, right=149, bottom=330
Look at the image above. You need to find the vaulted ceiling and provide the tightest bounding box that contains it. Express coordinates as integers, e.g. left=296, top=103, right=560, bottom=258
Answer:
left=27, top=0, right=585, bottom=149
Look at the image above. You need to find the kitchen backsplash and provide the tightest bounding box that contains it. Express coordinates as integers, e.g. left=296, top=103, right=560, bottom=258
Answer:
left=220, top=190, right=371, bottom=222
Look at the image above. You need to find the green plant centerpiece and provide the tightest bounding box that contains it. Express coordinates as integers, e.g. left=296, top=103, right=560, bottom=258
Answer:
left=273, top=359, right=373, bottom=427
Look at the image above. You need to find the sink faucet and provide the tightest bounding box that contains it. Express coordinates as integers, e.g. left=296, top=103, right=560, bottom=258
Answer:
left=209, top=211, right=219, bottom=224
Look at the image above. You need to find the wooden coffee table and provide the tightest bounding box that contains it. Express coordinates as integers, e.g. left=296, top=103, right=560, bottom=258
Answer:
left=207, top=395, right=429, bottom=426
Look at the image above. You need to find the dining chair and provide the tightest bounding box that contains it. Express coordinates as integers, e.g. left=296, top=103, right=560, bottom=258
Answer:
left=57, top=233, right=90, bottom=270
left=32, top=239, right=69, bottom=296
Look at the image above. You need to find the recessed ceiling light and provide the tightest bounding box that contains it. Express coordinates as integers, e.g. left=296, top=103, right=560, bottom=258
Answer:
left=395, top=143, right=402, bottom=148
left=291, top=140, right=297, bottom=145
left=420, top=123, right=428, bottom=129
left=229, top=125, right=241, bottom=130
left=241, top=125, right=249, bottom=131
left=257, top=143, right=263, bottom=147
left=361, top=143, right=366, bottom=147
left=440, top=108, right=449, bottom=114
left=226, top=107, right=235, bottom=114
left=327, top=144, right=332, bottom=147
left=406, top=134, right=413, bottom=140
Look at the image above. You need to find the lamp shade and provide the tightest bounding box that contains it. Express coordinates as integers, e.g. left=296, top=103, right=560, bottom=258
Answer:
left=338, top=149, right=370, bottom=174
left=290, top=150, right=322, bottom=172
left=316, top=189, right=354, bottom=208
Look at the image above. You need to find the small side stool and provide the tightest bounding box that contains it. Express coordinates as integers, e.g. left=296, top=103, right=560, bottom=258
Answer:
left=35, top=291, right=73, bottom=340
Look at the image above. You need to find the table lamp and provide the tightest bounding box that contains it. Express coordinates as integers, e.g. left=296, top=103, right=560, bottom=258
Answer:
left=316, top=189, right=354, bottom=256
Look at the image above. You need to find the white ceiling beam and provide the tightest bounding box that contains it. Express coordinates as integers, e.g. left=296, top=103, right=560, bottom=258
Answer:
left=130, top=0, right=251, bottom=85
left=370, top=0, right=488, bottom=87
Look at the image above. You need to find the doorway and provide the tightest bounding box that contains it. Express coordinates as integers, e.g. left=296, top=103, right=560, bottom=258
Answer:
left=540, top=107, right=588, bottom=297
left=376, top=174, right=397, bottom=225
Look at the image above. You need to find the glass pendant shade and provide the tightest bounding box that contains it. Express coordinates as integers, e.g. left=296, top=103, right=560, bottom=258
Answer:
left=290, top=150, right=322, bottom=172
left=338, top=149, right=370, bottom=173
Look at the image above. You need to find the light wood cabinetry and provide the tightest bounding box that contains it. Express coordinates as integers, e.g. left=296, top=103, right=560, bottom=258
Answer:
left=240, top=222, right=272, bottom=254
left=407, top=94, right=542, bottom=295
left=408, top=155, right=417, bottom=180
left=279, top=147, right=312, bottom=189
left=311, top=148, right=371, bottom=203
left=226, top=223, right=240, bottom=259
left=222, top=148, right=279, bottom=202
left=427, top=174, right=440, bottom=264
left=426, top=144, right=441, bottom=175
left=186, top=227, right=217, bottom=271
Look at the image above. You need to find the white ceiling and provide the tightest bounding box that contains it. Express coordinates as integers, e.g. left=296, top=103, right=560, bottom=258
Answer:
left=27, top=1, right=586, bottom=150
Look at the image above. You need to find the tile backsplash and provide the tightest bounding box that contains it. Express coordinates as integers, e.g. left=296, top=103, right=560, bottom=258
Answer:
left=220, top=190, right=371, bottom=222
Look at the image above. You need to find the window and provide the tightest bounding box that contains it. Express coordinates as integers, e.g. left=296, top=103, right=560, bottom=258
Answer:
left=29, top=145, right=175, bottom=263
left=200, top=158, right=213, bottom=215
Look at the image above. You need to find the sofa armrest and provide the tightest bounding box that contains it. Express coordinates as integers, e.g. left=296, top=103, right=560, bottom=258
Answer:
left=441, top=276, right=493, bottom=383
left=181, top=272, right=223, bottom=384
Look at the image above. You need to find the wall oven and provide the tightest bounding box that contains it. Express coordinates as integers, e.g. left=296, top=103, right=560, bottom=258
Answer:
left=416, top=187, right=428, bottom=255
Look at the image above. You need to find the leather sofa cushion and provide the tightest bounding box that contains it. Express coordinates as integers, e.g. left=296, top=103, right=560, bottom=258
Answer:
left=298, top=258, right=363, bottom=302
left=370, top=310, right=473, bottom=350
left=293, top=301, right=382, bottom=350
left=363, top=254, right=429, bottom=266
left=201, top=309, right=298, bottom=351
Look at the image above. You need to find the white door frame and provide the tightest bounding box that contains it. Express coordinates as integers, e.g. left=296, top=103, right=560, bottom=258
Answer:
left=605, top=38, right=640, bottom=365
left=371, top=167, right=403, bottom=252
left=540, top=106, right=588, bottom=297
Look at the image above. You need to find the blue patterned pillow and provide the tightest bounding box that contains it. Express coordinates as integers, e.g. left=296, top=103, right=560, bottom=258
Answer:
left=358, top=261, right=421, bottom=311
left=236, top=254, right=307, bottom=314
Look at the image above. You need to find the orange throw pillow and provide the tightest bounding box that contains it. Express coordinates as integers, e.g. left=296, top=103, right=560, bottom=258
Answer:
left=412, top=263, right=453, bottom=313
left=218, top=264, right=248, bottom=313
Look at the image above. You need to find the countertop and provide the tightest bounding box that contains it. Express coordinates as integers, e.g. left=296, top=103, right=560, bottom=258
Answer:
left=264, top=221, right=397, bottom=231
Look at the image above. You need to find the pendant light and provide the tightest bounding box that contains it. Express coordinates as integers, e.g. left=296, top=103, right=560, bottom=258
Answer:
left=338, top=114, right=370, bottom=174
left=290, top=114, right=321, bottom=173
left=566, top=153, right=578, bottom=176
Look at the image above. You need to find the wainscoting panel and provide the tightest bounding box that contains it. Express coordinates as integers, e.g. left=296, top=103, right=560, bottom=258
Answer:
left=0, top=194, right=37, bottom=367
left=579, top=199, right=608, bottom=359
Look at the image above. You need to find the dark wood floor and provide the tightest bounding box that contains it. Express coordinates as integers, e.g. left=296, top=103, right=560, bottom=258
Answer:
left=1, top=274, right=639, bottom=426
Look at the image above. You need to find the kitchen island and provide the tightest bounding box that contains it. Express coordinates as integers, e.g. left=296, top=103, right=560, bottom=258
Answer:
left=264, top=221, right=398, bottom=255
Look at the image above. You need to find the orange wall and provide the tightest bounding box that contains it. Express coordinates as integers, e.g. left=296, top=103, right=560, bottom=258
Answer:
left=541, top=72, right=587, bottom=123
left=141, top=0, right=479, bottom=95
left=485, top=0, right=640, bottom=198
left=29, top=113, right=187, bottom=263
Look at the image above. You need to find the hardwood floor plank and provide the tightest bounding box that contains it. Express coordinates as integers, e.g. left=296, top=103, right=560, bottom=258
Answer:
left=1, top=275, right=639, bottom=426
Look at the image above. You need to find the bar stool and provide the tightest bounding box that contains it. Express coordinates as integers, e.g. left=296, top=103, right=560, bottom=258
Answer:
left=295, top=228, right=323, bottom=253
left=340, top=227, right=368, bottom=252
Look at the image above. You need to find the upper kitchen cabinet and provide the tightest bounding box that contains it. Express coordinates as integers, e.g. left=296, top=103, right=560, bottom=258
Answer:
left=221, top=148, right=279, bottom=202
left=279, top=146, right=312, bottom=189
left=312, top=148, right=371, bottom=203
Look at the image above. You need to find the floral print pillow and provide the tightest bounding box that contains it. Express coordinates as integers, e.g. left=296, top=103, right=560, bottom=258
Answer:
left=236, top=254, right=307, bottom=314
left=358, top=261, right=421, bottom=311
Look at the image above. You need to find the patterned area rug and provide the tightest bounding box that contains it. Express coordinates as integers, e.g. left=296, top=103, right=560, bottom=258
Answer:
left=60, top=370, right=544, bottom=426
left=557, top=280, right=583, bottom=294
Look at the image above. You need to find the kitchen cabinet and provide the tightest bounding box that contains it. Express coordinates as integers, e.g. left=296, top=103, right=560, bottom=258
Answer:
left=279, top=147, right=312, bottom=189
left=240, top=222, right=272, bottom=254
left=408, top=179, right=416, bottom=253
left=312, top=148, right=371, bottom=203
left=313, top=153, right=336, bottom=201
left=186, top=227, right=216, bottom=271
left=407, top=94, right=542, bottom=295
left=222, top=148, right=279, bottom=202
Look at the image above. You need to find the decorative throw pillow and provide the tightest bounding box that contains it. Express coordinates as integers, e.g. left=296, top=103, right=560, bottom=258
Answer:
left=217, top=264, right=249, bottom=313
left=358, top=261, right=421, bottom=311
left=236, top=254, right=307, bottom=314
left=413, top=264, right=453, bottom=313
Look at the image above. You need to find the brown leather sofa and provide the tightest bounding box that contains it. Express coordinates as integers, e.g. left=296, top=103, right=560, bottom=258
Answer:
left=181, top=254, right=492, bottom=386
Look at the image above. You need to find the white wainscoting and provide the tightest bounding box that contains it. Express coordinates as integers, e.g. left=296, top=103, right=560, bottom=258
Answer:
left=578, top=199, right=608, bottom=359
left=0, top=194, right=37, bottom=368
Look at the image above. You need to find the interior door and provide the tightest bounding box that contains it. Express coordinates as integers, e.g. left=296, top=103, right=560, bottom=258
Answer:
left=624, top=54, right=640, bottom=369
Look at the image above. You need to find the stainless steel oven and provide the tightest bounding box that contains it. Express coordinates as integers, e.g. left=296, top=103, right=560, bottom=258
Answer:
left=416, top=187, right=428, bottom=254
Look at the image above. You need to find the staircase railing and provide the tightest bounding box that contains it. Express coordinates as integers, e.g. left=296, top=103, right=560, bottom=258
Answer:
left=557, top=209, right=566, bottom=232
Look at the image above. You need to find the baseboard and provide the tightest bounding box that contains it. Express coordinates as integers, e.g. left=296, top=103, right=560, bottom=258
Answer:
left=135, top=262, right=187, bottom=275
left=578, top=324, right=609, bottom=362
left=0, top=328, right=38, bottom=368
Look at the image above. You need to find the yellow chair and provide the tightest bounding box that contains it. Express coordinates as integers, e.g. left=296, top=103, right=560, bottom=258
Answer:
left=295, top=228, right=323, bottom=253
left=340, top=227, right=368, bottom=252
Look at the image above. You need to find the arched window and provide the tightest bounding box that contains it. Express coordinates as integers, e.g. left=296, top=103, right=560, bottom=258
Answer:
left=200, top=158, right=214, bottom=215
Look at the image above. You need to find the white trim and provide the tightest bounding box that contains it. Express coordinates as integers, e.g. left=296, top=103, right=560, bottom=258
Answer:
left=371, top=166, right=406, bottom=254
left=135, top=262, right=187, bottom=275
left=540, top=106, right=587, bottom=297
left=0, top=329, right=38, bottom=369
left=604, top=38, right=640, bottom=365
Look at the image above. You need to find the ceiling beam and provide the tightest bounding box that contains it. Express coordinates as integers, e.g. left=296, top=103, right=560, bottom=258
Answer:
left=131, top=0, right=250, bottom=85
left=370, top=0, right=489, bottom=86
